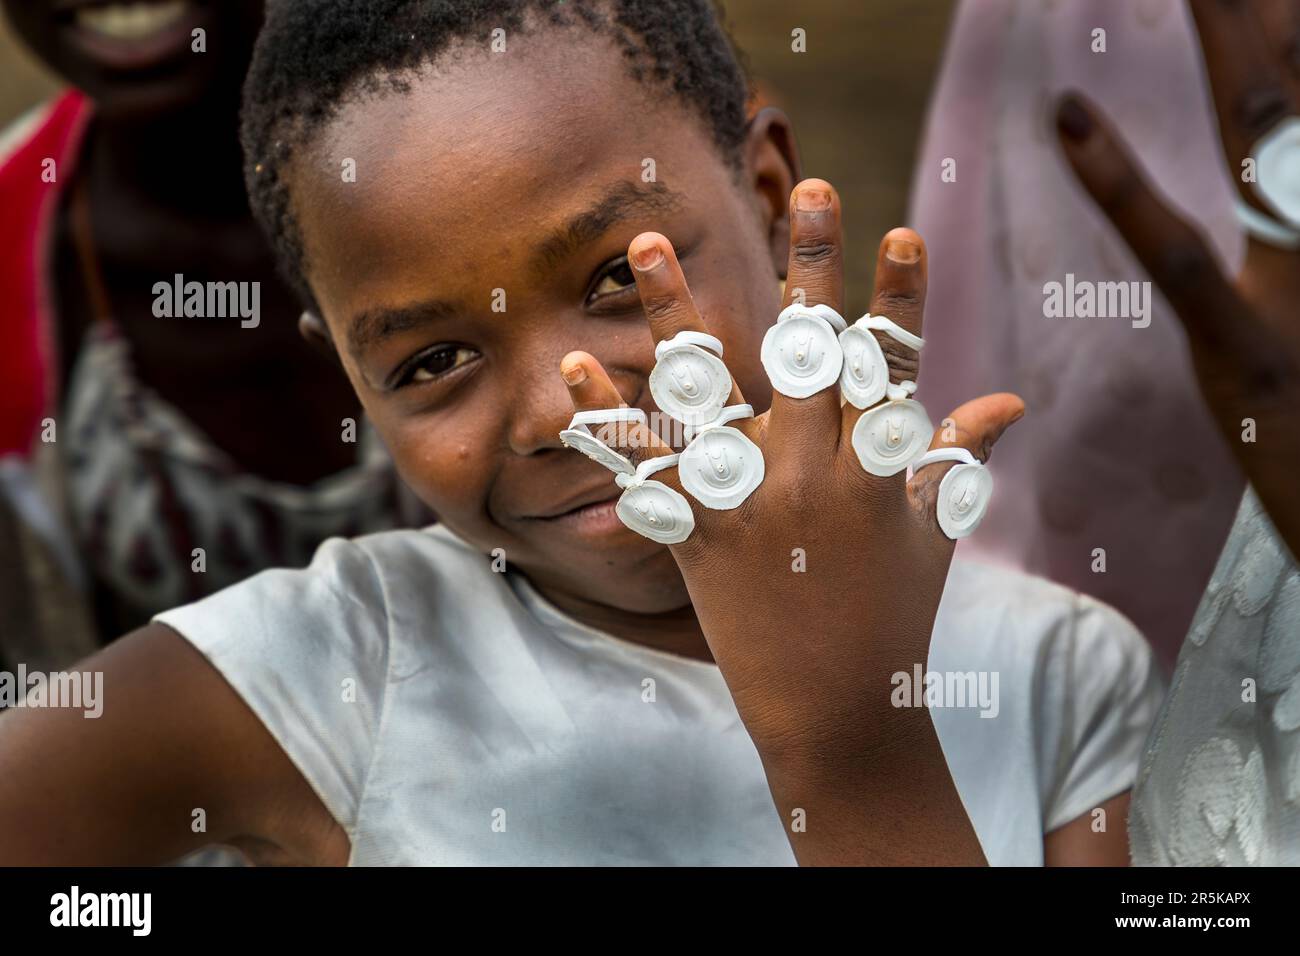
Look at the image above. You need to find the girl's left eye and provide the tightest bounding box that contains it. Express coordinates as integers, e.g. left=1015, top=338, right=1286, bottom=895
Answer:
left=587, top=256, right=636, bottom=303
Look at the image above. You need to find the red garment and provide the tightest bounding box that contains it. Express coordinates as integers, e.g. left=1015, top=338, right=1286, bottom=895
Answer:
left=0, top=90, right=92, bottom=458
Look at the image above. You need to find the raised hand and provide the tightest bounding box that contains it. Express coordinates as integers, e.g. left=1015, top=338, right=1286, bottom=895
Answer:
left=557, top=179, right=1023, bottom=864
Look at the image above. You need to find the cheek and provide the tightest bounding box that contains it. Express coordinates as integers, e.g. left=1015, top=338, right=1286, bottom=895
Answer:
left=330, top=351, right=495, bottom=527
left=389, top=418, right=491, bottom=516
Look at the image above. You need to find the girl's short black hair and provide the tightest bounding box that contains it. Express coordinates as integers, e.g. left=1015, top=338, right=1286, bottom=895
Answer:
left=241, top=0, right=752, bottom=308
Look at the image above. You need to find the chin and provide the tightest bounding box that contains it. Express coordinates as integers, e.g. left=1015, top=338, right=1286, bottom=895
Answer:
left=543, top=544, right=692, bottom=615
left=86, top=72, right=217, bottom=119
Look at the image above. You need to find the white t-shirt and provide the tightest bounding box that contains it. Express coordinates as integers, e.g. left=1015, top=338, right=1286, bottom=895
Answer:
left=155, top=525, right=1164, bottom=865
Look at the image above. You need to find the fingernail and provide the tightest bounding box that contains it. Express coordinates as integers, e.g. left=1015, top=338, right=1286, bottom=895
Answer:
left=795, top=187, right=831, bottom=212
left=1056, top=95, right=1092, bottom=142
left=631, top=243, right=664, bottom=271
left=561, top=362, right=587, bottom=386
left=885, top=237, right=920, bottom=264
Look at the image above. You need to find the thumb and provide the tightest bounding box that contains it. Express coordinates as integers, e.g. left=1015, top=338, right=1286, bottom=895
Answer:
left=907, top=392, right=1024, bottom=528
left=929, top=392, right=1025, bottom=463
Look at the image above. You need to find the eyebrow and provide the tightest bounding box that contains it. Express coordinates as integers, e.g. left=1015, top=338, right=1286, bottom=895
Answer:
left=527, top=179, right=686, bottom=281
left=348, top=297, right=461, bottom=356
left=346, top=179, right=686, bottom=356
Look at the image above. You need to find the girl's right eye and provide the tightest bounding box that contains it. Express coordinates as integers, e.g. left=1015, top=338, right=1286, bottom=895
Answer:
left=585, top=255, right=637, bottom=305
left=392, top=344, right=479, bottom=389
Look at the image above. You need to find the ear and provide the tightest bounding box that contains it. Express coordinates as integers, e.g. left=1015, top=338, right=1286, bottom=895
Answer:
left=741, top=106, right=801, bottom=281
left=298, top=310, right=340, bottom=365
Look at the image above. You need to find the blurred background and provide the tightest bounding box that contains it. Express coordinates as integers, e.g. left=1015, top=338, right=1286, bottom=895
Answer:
left=0, top=0, right=959, bottom=305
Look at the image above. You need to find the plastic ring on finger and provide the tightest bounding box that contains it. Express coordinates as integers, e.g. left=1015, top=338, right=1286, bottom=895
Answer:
left=855, top=313, right=925, bottom=353
left=761, top=308, right=844, bottom=398
left=1248, top=115, right=1300, bottom=231
left=653, top=330, right=724, bottom=360
left=851, top=390, right=934, bottom=477
left=614, top=454, right=695, bottom=543
left=1235, top=197, right=1300, bottom=250
left=678, top=405, right=764, bottom=510
left=838, top=323, right=890, bottom=409
left=684, top=402, right=755, bottom=441
left=649, top=331, right=732, bottom=427
left=567, top=407, right=649, bottom=428
left=558, top=406, right=647, bottom=476
left=912, top=446, right=993, bottom=540
left=777, top=302, right=848, bottom=334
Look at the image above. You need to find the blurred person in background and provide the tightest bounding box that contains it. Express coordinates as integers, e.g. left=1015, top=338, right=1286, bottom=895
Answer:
left=909, top=0, right=1244, bottom=667
left=913, top=0, right=1300, bottom=861
left=0, top=0, right=412, bottom=675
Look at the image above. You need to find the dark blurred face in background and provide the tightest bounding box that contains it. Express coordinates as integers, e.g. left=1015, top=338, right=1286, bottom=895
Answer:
left=1, top=0, right=264, bottom=118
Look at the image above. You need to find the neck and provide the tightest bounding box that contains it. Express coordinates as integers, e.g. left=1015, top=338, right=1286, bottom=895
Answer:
left=532, top=581, right=715, bottom=664
left=88, top=90, right=251, bottom=219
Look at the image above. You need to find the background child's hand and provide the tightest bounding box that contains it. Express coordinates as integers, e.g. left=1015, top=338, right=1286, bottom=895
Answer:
left=1058, top=0, right=1300, bottom=558
left=560, top=179, right=1023, bottom=863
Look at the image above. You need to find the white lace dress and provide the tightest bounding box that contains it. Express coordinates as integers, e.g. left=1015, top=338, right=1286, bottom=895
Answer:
left=1130, top=488, right=1300, bottom=864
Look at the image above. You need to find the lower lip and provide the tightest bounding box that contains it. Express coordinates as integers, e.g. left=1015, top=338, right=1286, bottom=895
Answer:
left=62, top=1, right=206, bottom=72
left=541, top=499, right=629, bottom=537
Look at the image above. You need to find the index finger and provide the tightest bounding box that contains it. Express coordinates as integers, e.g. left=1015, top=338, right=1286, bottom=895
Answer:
left=626, top=232, right=746, bottom=412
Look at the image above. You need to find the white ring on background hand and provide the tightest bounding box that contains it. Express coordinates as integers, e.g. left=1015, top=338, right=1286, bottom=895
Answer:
left=679, top=425, right=764, bottom=510
left=1235, top=197, right=1300, bottom=249
left=851, top=398, right=934, bottom=477
left=761, top=313, right=844, bottom=398
left=838, top=323, right=890, bottom=408
left=649, top=342, right=732, bottom=426
left=1251, top=116, right=1300, bottom=229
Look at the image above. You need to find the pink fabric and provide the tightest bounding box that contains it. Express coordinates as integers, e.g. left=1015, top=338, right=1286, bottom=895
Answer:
left=909, top=0, right=1245, bottom=667
left=0, top=90, right=91, bottom=458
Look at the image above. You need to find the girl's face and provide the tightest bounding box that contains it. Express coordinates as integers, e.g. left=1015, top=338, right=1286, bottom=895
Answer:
left=292, top=32, right=795, bottom=614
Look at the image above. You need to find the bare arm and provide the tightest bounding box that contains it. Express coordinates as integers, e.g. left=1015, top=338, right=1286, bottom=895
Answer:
left=1044, top=791, right=1132, bottom=867
left=0, top=623, right=347, bottom=866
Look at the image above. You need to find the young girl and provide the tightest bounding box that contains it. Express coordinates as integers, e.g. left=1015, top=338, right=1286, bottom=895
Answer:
left=0, top=0, right=1163, bottom=865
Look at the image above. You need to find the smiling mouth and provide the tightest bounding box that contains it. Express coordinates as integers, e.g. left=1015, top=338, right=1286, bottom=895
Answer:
left=72, top=0, right=192, bottom=40
left=535, top=492, right=622, bottom=522
left=57, top=0, right=206, bottom=71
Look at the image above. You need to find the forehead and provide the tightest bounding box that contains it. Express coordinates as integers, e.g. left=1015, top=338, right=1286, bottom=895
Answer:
left=291, top=30, right=729, bottom=325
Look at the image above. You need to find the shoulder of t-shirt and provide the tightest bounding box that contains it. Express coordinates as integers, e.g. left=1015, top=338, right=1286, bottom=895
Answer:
left=943, top=556, right=1151, bottom=660
left=151, top=524, right=485, bottom=836
left=945, top=557, right=1166, bottom=829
